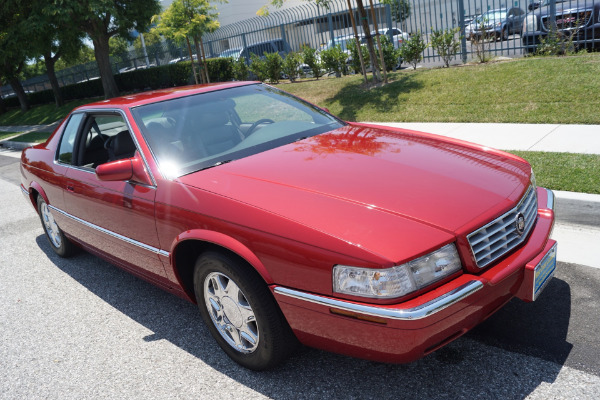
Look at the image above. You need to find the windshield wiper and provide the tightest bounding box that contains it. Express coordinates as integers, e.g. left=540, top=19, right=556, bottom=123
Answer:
left=199, top=159, right=234, bottom=171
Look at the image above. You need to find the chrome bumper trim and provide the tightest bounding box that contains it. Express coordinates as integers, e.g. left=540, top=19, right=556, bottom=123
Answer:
left=20, top=185, right=29, bottom=197
left=274, top=280, right=484, bottom=321
left=48, top=205, right=170, bottom=258
left=546, top=189, right=555, bottom=210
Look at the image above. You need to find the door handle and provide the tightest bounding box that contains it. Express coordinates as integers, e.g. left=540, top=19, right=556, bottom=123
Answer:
left=66, top=184, right=74, bottom=192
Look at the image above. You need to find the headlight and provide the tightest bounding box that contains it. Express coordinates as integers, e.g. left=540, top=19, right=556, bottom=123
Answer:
left=523, top=15, right=538, bottom=33
left=333, top=244, right=462, bottom=299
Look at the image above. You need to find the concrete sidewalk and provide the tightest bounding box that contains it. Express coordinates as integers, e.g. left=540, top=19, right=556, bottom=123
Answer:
left=367, top=122, right=600, bottom=155
left=1, top=121, right=599, bottom=154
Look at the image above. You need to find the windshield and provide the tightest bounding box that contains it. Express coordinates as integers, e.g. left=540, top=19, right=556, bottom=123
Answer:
left=131, top=84, right=345, bottom=178
left=479, top=11, right=507, bottom=22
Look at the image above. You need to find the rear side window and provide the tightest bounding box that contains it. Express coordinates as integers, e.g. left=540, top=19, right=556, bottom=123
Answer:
left=57, top=113, right=84, bottom=164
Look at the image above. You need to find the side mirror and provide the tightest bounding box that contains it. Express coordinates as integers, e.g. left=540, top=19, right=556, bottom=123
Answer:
left=95, top=154, right=153, bottom=186
left=96, top=159, right=133, bottom=181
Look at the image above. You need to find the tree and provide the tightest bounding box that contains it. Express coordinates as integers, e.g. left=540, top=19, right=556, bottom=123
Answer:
left=25, top=0, right=85, bottom=107
left=46, top=0, right=161, bottom=99
left=0, top=1, right=33, bottom=112
left=390, top=0, right=410, bottom=23
left=153, top=0, right=225, bottom=85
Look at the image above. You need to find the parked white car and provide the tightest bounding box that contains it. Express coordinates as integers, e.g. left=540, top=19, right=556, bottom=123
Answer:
left=372, top=28, right=409, bottom=48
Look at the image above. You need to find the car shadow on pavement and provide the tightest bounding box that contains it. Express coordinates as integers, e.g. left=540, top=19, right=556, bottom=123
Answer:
left=38, top=235, right=573, bottom=399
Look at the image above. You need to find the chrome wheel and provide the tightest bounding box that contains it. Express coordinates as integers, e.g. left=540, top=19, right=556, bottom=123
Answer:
left=41, top=203, right=62, bottom=248
left=204, top=271, right=259, bottom=353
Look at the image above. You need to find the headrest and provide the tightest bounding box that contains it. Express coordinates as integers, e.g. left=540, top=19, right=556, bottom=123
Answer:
left=112, top=130, right=136, bottom=157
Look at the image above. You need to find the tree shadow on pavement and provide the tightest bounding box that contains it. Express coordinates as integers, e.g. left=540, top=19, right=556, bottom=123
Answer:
left=37, top=235, right=575, bottom=400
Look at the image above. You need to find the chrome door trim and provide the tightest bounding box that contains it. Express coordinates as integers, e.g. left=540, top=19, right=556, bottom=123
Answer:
left=49, top=205, right=169, bottom=258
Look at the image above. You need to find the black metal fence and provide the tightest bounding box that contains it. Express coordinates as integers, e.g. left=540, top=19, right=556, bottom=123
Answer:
left=2, top=0, right=597, bottom=97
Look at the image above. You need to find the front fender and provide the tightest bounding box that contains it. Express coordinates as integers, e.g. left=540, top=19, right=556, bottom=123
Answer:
left=171, top=229, right=274, bottom=284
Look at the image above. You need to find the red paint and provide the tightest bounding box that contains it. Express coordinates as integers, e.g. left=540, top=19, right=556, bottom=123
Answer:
left=21, top=82, right=556, bottom=364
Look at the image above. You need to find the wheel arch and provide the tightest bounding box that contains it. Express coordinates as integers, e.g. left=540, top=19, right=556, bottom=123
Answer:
left=170, top=230, right=274, bottom=302
left=27, top=181, right=49, bottom=211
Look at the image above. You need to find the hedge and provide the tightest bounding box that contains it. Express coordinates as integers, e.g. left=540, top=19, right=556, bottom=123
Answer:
left=4, top=58, right=235, bottom=108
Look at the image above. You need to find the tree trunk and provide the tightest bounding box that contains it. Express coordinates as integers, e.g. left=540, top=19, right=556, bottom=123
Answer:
left=346, top=0, right=368, bottom=83
left=368, top=0, right=388, bottom=83
left=193, top=36, right=207, bottom=84
left=92, top=34, right=120, bottom=99
left=9, top=77, right=29, bottom=112
left=198, top=35, right=210, bottom=84
left=356, top=0, right=381, bottom=82
left=186, top=37, right=199, bottom=85
left=44, top=52, right=64, bottom=107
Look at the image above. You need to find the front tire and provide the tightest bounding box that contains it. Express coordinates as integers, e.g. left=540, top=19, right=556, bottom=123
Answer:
left=37, top=196, right=77, bottom=257
left=193, top=251, right=298, bottom=370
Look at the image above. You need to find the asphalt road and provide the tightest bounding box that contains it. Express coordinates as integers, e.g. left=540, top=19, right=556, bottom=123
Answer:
left=1, top=152, right=599, bottom=399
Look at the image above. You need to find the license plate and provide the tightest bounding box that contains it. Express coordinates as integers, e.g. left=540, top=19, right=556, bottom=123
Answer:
left=533, top=243, right=557, bottom=301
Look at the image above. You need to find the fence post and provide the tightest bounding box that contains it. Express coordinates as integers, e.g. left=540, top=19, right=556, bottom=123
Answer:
left=242, top=33, right=249, bottom=64
left=549, top=0, right=556, bottom=28
left=458, top=0, right=467, bottom=63
left=385, top=3, right=393, bottom=41
left=328, top=12, right=334, bottom=44
left=280, top=24, right=289, bottom=53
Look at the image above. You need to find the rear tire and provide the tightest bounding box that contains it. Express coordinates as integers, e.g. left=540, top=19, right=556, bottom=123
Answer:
left=37, top=196, right=77, bottom=257
left=193, top=251, right=298, bottom=370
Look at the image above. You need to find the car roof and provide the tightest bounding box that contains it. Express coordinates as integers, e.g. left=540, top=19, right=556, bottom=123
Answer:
left=72, top=81, right=258, bottom=110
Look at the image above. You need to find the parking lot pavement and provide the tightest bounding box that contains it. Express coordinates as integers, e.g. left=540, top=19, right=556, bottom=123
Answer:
left=2, top=152, right=600, bottom=399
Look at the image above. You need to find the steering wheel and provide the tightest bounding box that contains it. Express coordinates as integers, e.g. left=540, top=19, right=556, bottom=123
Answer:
left=246, top=119, right=275, bottom=136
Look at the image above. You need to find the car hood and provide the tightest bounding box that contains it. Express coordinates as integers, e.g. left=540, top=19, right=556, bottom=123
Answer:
left=177, top=124, right=530, bottom=262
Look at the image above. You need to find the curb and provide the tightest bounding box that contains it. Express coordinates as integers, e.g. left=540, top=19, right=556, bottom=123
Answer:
left=0, top=141, right=35, bottom=150
left=554, top=190, right=600, bottom=204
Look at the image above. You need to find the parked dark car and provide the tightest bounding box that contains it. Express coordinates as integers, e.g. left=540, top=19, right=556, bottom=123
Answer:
left=218, top=39, right=291, bottom=61
left=522, top=0, right=600, bottom=52
left=469, top=7, right=527, bottom=41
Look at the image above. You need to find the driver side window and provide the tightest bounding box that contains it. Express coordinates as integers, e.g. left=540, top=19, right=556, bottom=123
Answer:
left=78, top=114, right=136, bottom=169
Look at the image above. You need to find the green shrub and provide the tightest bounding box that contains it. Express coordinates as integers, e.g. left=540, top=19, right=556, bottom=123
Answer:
left=301, top=46, right=324, bottom=80
left=264, top=52, right=283, bottom=83
left=232, top=57, right=249, bottom=81
left=282, top=52, right=303, bottom=82
left=206, top=57, right=234, bottom=82
left=400, top=32, right=427, bottom=70
left=248, top=53, right=268, bottom=82
left=380, top=35, right=402, bottom=71
left=348, top=38, right=370, bottom=74
left=320, top=45, right=348, bottom=77
left=430, top=27, right=462, bottom=68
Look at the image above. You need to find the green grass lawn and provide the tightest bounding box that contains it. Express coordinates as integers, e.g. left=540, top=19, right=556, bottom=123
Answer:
left=0, top=132, right=21, bottom=141
left=0, top=98, right=99, bottom=126
left=10, top=131, right=51, bottom=143
left=282, top=54, right=600, bottom=124
left=511, top=151, right=600, bottom=194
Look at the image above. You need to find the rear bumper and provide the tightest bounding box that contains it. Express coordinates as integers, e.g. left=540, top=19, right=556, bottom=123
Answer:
left=273, top=187, right=556, bottom=363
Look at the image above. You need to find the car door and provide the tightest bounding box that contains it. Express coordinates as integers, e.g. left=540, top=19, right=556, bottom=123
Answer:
left=62, top=110, right=167, bottom=280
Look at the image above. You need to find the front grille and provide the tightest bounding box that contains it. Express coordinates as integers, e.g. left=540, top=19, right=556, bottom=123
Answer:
left=542, top=10, right=593, bottom=31
left=467, top=186, right=538, bottom=269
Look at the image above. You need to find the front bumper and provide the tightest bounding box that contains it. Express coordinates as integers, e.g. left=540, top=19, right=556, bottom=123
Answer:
left=522, top=22, right=600, bottom=49
left=273, top=187, right=556, bottom=363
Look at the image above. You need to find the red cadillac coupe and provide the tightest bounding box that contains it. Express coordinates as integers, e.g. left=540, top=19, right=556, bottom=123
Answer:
left=20, top=82, right=557, bottom=370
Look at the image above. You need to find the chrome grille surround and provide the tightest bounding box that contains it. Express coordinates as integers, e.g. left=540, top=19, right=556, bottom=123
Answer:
left=542, top=9, right=593, bottom=31
left=467, top=186, right=538, bottom=269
